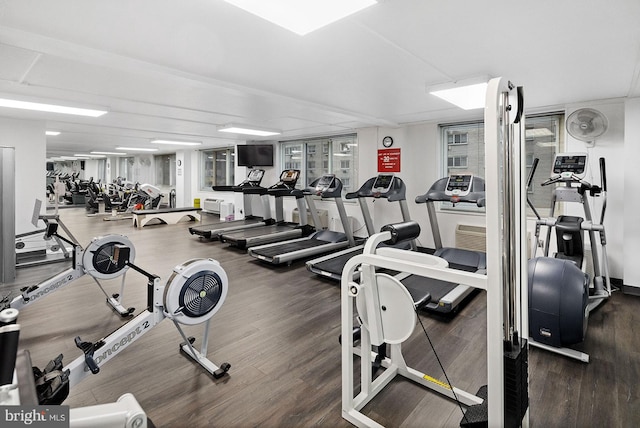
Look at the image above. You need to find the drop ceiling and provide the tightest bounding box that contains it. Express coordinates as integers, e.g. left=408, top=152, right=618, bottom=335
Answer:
left=0, top=0, right=638, bottom=157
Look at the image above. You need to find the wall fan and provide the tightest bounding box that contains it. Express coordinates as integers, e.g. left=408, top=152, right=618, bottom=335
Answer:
left=566, top=108, right=608, bottom=147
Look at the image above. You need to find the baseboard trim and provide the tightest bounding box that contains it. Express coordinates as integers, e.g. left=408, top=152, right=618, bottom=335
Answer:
left=622, top=284, right=640, bottom=296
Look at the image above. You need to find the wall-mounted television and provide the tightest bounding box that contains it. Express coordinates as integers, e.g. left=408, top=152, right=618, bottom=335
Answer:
left=237, top=144, right=274, bottom=167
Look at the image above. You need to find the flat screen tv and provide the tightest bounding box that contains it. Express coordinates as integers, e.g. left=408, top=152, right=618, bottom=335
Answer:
left=237, top=144, right=274, bottom=167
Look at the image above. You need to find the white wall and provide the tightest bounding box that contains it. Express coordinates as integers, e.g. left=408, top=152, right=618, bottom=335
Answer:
left=564, top=101, right=625, bottom=280
left=0, top=117, right=46, bottom=234
left=624, top=98, right=640, bottom=289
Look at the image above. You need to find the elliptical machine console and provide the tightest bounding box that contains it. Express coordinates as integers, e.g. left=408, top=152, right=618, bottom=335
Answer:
left=552, top=153, right=587, bottom=178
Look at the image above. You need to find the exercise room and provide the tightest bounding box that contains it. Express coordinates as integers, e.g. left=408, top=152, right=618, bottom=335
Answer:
left=1, top=1, right=639, bottom=427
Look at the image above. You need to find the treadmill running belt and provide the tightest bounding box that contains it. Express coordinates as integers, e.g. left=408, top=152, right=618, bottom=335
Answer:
left=251, top=239, right=331, bottom=259
left=400, top=275, right=456, bottom=304
left=224, top=224, right=293, bottom=240
left=311, top=248, right=362, bottom=276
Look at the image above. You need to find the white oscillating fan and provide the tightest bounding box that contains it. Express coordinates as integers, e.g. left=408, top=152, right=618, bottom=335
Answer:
left=566, top=108, right=608, bottom=147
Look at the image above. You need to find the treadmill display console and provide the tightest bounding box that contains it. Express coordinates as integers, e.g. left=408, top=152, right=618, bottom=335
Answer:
left=280, top=170, right=300, bottom=184
left=247, top=169, right=265, bottom=182
left=372, top=174, right=394, bottom=193
left=315, top=174, right=335, bottom=192
left=445, top=174, right=473, bottom=197
left=553, top=153, right=587, bottom=178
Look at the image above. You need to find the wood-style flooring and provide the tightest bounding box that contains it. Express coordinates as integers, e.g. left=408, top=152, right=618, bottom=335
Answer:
left=3, top=208, right=639, bottom=427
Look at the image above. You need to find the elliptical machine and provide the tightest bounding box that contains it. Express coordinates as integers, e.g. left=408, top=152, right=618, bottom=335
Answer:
left=527, top=152, right=611, bottom=362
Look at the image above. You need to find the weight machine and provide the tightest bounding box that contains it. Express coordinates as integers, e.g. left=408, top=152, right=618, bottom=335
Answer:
left=341, top=77, right=529, bottom=427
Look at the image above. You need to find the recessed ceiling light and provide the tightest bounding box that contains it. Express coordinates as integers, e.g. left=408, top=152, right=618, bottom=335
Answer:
left=0, top=98, right=108, bottom=117
left=151, top=140, right=202, bottom=146
left=224, top=0, right=377, bottom=35
left=91, top=151, right=128, bottom=156
left=430, top=82, right=488, bottom=110
left=46, top=131, right=61, bottom=136
left=116, top=147, right=158, bottom=152
left=218, top=124, right=281, bottom=137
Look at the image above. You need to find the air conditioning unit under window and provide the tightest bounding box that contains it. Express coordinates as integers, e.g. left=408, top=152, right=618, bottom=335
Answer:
left=455, top=224, right=486, bottom=253
left=203, top=198, right=222, bottom=214
left=455, top=224, right=531, bottom=258
left=292, top=208, right=328, bottom=229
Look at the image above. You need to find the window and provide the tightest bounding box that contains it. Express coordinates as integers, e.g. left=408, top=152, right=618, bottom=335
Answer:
left=447, top=132, right=468, bottom=145
left=448, top=156, right=468, bottom=168
left=118, top=157, right=135, bottom=182
left=280, top=134, right=358, bottom=192
left=96, top=159, right=106, bottom=183
left=154, top=154, right=176, bottom=187
left=200, top=148, right=235, bottom=190
left=441, top=114, right=564, bottom=215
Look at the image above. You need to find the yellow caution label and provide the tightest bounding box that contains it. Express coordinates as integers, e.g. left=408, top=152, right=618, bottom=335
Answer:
left=423, top=374, right=451, bottom=390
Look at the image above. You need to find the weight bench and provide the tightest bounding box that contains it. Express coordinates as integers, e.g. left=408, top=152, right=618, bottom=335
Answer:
left=132, top=207, right=202, bottom=228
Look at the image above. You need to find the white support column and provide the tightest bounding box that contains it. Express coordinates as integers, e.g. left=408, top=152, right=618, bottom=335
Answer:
left=175, top=150, right=192, bottom=207
left=0, top=147, right=16, bottom=282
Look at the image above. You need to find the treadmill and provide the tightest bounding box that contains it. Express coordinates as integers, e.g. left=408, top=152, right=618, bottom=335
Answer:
left=188, top=168, right=270, bottom=239
left=220, top=170, right=315, bottom=249
left=305, top=173, right=415, bottom=280
left=399, top=174, right=487, bottom=313
left=248, top=174, right=356, bottom=265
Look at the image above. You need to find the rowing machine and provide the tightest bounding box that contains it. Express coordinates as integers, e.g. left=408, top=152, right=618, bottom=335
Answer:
left=33, top=254, right=231, bottom=405
left=2, top=224, right=137, bottom=318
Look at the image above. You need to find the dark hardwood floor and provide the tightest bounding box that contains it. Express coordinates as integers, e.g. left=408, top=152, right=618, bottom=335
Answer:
left=3, top=208, right=639, bottom=427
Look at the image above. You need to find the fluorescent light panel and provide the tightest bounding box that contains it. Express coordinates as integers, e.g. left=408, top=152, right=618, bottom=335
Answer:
left=218, top=124, right=281, bottom=137
left=46, top=131, right=61, bottom=136
left=116, top=147, right=158, bottom=152
left=91, top=151, right=127, bottom=156
left=0, top=98, right=107, bottom=117
left=526, top=128, right=554, bottom=138
left=151, top=139, right=202, bottom=146
left=430, top=82, right=488, bottom=110
left=224, top=0, right=376, bottom=36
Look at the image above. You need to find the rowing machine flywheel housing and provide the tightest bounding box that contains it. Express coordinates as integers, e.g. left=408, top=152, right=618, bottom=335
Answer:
left=164, top=258, right=228, bottom=325
left=83, top=235, right=137, bottom=280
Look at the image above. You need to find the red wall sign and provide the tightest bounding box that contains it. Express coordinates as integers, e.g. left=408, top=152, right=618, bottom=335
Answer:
left=378, top=148, right=401, bottom=173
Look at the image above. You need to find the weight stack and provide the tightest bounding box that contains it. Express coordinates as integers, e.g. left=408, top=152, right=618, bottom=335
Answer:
left=504, top=338, right=528, bottom=428
left=460, top=339, right=529, bottom=428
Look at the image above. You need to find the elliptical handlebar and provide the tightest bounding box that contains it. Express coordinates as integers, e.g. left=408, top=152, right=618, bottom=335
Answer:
left=526, top=158, right=542, bottom=220
left=600, top=157, right=607, bottom=192
left=598, top=157, right=607, bottom=225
